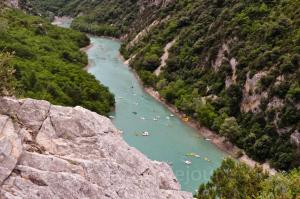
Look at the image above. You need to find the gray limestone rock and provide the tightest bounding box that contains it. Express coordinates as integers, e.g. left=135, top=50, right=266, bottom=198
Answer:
left=0, top=97, right=192, bottom=199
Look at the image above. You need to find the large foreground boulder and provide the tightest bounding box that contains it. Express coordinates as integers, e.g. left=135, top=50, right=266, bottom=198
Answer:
left=0, top=97, right=192, bottom=199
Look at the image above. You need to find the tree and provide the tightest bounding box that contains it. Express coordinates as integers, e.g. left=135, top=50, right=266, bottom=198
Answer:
left=197, top=158, right=300, bottom=199
left=0, top=52, right=15, bottom=96
left=212, top=112, right=228, bottom=131
left=258, top=169, right=300, bottom=199
left=142, top=53, right=160, bottom=71
left=225, top=85, right=243, bottom=116
left=219, top=117, right=241, bottom=142
left=161, top=79, right=186, bottom=103
left=196, top=102, right=218, bottom=128
left=287, top=84, right=300, bottom=102
left=252, top=135, right=272, bottom=161
left=197, top=158, right=268, bottom=199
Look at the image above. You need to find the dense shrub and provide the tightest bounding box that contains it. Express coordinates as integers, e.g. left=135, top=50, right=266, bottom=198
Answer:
left=197, top=158, right=300, bottom=199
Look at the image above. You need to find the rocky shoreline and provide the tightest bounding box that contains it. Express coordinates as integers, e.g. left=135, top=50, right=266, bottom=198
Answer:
left=121, top=55, right=276, bottom=175
left=144, top=87, right=277, bottom=175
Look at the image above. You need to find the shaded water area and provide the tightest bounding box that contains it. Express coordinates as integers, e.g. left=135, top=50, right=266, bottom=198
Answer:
left=57, top=19, right=227, bottom=193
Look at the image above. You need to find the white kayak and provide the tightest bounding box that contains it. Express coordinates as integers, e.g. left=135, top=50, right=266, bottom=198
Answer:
left=142, top=131, right=150, bottom=136
left=184, top=160, right=192, bottom=165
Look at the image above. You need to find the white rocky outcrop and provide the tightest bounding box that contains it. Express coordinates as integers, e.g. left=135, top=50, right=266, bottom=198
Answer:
left=241, top=71, right=267, bottom=113
left=291, top=130, right=300, bottom=148
left=211, top=39, right=238, bottom=88
left=225, top=58, right=238, bottom=88
left=127, top=20, right=160, bottom=48
left=0, top=97, right=192, bottom=199
left=212, top=43, right=230, bottom=71
left=155, top=39, right=177, bottom=76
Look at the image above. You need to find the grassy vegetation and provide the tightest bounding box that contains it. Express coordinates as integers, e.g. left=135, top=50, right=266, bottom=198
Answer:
left=0, top=8, right=114, bottom=115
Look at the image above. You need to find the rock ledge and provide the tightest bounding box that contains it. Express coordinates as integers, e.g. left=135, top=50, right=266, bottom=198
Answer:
left=0, top=97, right=192, bottom=199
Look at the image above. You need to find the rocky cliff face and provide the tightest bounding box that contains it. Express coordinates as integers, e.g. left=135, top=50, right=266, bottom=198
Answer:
left=0, top=97, right=192, bottom=199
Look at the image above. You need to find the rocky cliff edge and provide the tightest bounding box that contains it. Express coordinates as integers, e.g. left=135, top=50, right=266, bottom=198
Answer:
left=0, top=97, right=192, bottom=199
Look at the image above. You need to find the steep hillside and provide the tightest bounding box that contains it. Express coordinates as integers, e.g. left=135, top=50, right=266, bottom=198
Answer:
left=0, top=7, right=114, bottom=115
left=124, top=0, right=300, bottom=170
left=21, top=0, right=300, bottom=170
left=125, top=0, right=300, bottom=170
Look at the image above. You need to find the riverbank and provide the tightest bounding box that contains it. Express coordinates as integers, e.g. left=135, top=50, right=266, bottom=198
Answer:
left=80, top=43, right=94, bottom=71
left=145, top=87, right=276, bottom=175
left=122, top=55, right=276, bottom=175
left=53, top=15, right=225, bottom=192
left=61, top=11, right=276, bottom=174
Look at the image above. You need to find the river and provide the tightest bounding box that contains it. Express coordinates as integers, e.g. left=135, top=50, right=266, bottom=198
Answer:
left=55, top=18, right=227, bottom=193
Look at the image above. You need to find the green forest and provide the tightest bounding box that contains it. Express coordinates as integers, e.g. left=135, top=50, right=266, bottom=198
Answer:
left=22, top=0, right=300, bottom=170
left=121, top=0, right=300, bottom=170
left=0, top=7, right=114, bottom=115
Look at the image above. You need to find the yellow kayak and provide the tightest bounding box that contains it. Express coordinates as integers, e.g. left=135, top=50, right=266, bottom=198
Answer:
left=182, top=117, right=189, bottom=122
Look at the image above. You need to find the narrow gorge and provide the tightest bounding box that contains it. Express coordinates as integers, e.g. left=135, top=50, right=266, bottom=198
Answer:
left=0, top=0, right=299, bottom=198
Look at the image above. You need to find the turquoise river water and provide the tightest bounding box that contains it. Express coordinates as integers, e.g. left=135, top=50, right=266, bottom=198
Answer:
left=87, top=37, right=227, bottom=192
left=57, top=20, right=227, bottom=193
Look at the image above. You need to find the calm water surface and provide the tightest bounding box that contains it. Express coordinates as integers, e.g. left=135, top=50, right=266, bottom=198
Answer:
left=56, top=18, right=227, bottom=192
left=87, top=37, right=227, bottom=192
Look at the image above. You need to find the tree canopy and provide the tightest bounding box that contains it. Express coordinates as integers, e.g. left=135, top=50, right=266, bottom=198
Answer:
left=197, top=158, right=300, bottom=199
left=0, top=9, right=114, bottom=115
